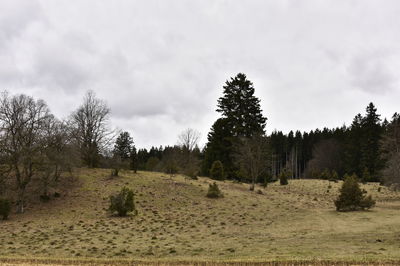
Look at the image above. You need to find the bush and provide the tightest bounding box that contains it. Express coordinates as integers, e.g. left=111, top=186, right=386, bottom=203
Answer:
left=330, top=170, right=339, bottom=181
left=109, top=187, right=137, bottom=216
left=164, top=161, right=178, bottom=176
left=206, top=182, right=223, bottom=198
left=320, top=168, right=331, bottom=180
left=210, top=161, right=224, bottom=180
left=334, top=174, right=376, bottom=211
left=279, top=170, right=289, bottom=185
left=0, top=198, right=11, bottom=220
left=362, top=167, right=372, bottom=183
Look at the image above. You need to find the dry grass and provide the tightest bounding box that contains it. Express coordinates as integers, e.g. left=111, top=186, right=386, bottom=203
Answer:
left=1, top=168, right=400, bottom=265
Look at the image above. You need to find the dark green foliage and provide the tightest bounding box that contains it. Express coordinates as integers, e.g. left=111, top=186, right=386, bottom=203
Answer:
left=210, top=160, right=224, bottom=180
left=345, top=103, right=384, bottom=182
left=203, top=73, right=267, bottom=180
left=146, top=157, right=160, bottom=171
left=362, top=167, right=372, bottom=183
left=202, top=118, right=235, bottom=177
left=359, top=103, right=384, bottom=181
left=165, top=161, right=178, bottom=176
left=0, top=198, right=11, bottom=220
left=331, top=170, right=339, bottom=181
left=279, top=170, right=289, bottom=185
left=109, top=187, right=136, bottom=217
left=320, top=168, right=331, bottom=180
left=206, top=182, right=223, bottom=198
left=217, top=73, right=267, bottom=137
left=114, top=132, right=134, bottom=160
left=334, top=174, right=375, bottom=211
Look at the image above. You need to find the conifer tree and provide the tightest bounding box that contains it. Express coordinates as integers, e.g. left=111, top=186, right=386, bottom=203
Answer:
left=114, top=132, right=134, bottom=160
left=217, top=73, right=267, bottom=137
left=360, top=103, right=383, bottom=181
left=202, top=118, right=235, bottom=177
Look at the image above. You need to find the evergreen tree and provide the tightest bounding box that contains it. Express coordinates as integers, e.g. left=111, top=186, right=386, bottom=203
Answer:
left=130, top=146, right=138, bottom=173
left=114, top=132, right=134, bottom=160
left=217, top=73, right=267, bottom=137
left=334, top=174, right=375, bottom=211
left=210, top=160, right=225, bottom=180
left=344, top=114, right=363, bottom=177
left=360, top=103, right=383, bottom=181
left=202, top=118, right=235, bottom=177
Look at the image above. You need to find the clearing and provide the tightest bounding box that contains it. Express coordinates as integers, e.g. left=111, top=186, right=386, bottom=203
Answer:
left=1, top=169, right=400, bottom=265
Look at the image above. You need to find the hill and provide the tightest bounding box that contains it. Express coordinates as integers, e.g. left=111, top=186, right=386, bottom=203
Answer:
left=1, top=169, right=400, bottom=265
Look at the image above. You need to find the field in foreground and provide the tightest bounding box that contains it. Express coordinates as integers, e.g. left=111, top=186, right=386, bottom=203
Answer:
left=1, top=169, right=400, bottom=265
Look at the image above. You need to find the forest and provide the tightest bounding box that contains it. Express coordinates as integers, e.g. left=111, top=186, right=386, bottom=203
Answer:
left=1, top=72, right=400, bottom=216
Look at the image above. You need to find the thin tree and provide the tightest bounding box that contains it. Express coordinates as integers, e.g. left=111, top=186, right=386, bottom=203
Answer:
left=235, top=133, right=271, bottom=191
left=178, top=128, right=201, bottom=177
left=70, top=91, right=113, bottom=167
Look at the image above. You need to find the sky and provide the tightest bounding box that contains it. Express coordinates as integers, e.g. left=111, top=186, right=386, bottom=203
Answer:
left=1, top=0, right=400, bottom=149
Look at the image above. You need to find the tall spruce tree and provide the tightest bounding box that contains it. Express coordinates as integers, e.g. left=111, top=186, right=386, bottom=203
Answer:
left=344, top=114, right=363, bottom=177
left=360, top=103, right=383, bottom=181
left=217, top=73, right=267, bottom=137
left=204, top=73, right=267, bottom=179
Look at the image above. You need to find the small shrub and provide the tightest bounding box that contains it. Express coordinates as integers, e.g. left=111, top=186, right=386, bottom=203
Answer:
left=334, top=174, right=376, bottom=211
left=164, top=161, right=178, bottom=176
left=330, top=170, right=339, bottom=181
left=206, top=182, right=223, bottom=198
left=279, top=170, right=289, bottom=185
left=109, top=187, right=137, bottom=217
left=362, top=167, right=372, bottom=183
left=321, top=168, right=331, bottom=180
left=0, top=198, right=11, bottom=220
left=210, top=161, right=224, bottom=180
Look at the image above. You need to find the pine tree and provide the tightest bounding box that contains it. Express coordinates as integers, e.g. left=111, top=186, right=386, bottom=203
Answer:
left=217, top=73, right=267, bottom=137
left=344, top=114, right=363, bottom=177
left=202, top=118, right=235, bottom=177
left=114, top=132, right=134, bottom=160
left=360, top=103, right=383, bottom=182
left=334, top=174, right=375, bottom=211
left=210, top=160, right=225, bottom=180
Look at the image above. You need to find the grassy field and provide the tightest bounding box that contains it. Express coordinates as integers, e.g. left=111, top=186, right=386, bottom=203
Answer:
left=1, top=169, right=400, bottom=265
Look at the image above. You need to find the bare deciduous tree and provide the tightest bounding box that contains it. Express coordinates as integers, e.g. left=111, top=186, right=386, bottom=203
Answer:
left=0, top=92, right=53, bottom=213
left=305, top=139, right=342, bottom=178
left=178, top=128, right=201, bottom=152
left=38, top=119, right=78, bottom=198
left=70, top=91, right=113, bottom=167
left=235, top=133, right=271, bottom=191
left=177, top=128, right=201, bottom=178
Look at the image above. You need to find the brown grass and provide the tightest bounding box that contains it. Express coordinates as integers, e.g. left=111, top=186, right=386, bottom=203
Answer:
left=1, top=169, right=400, bottom=264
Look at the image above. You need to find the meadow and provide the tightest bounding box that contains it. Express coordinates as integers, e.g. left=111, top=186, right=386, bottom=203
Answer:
left=1, top=169, right=400, bottom=265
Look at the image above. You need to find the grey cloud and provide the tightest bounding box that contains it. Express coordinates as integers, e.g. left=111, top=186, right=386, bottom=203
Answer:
left=348, top=51, right=397, bottom=94
left=2, top=0, right=400, bottom=148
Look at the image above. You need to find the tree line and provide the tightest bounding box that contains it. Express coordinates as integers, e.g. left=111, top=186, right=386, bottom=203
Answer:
left=1, top=72, right=400, bottom=215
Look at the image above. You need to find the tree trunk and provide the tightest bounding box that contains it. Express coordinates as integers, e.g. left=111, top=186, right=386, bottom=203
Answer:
left=16, top=187, right=26, bottom=213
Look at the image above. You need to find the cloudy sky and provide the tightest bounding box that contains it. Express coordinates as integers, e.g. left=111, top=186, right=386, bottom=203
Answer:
left=1, top=0, right=400, bottom=148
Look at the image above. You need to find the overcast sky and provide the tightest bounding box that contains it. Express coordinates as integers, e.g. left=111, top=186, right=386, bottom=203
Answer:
left=1, top=0, right=400, bottom=148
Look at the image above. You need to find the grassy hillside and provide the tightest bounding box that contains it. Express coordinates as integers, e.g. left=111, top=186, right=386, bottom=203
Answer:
left=1, top=169, right=400, bottom=264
